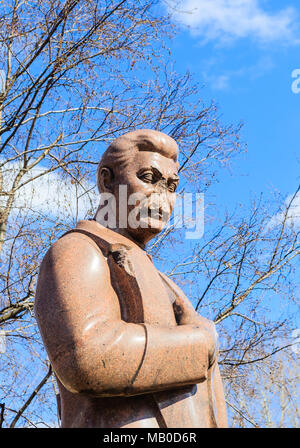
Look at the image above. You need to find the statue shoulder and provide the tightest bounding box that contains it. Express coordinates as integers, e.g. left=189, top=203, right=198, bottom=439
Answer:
left=35, top=226, right=119, bottom=320
left=38, top=227, right=110, bottom=283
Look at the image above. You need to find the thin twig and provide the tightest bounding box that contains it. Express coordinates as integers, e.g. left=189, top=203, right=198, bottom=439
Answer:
left=226, top=400, right=259, bottom=428
left=10, top=364, right=52, bottom=428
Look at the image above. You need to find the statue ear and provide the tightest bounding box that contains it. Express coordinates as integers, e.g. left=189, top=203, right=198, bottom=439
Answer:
left=98, top=167, right=114, bottom=192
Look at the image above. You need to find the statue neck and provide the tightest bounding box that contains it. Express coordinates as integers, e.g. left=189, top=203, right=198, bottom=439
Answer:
left=93, top=209, right=146, bottom=250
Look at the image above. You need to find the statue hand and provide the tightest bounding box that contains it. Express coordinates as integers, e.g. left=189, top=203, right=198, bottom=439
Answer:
left=173, top=296, right=218, bottom=367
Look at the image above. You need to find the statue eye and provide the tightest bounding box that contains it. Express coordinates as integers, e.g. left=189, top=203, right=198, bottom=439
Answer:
left=139, top=172, right=154, bottom=183
left=168, top=182, right=177, bottom=193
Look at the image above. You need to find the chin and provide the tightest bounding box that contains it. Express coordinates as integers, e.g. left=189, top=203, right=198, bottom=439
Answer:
left=128, top=218, right=167, bottom=243
left=140, top=217, right=167, bottom=234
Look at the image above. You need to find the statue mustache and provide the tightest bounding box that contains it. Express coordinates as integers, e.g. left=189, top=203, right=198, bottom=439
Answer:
left=134, top=193, right=171, bottom=218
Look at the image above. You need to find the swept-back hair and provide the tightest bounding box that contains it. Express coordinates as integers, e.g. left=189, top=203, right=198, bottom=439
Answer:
left=97, top=129, right=179, bottom=192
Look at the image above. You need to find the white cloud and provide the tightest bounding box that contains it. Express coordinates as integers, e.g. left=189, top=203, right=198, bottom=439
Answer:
left=211, top=74, right=230, bottom=90
left=168, top=0, right=299, bottom=44
left=0, top=162, right=98, bottom=221
left=268, top=191, right=300, bottom=230
left=202, top=54, right=275, bottom=90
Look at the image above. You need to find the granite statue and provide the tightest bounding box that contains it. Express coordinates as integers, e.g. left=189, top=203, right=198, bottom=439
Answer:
left=34, top=129, right=228, bottom=428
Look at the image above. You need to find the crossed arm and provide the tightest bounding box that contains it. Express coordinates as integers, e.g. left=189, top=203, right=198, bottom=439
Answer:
left=35, top=233, right=220, bottom=399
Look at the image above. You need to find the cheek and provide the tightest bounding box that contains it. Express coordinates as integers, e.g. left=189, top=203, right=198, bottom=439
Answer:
left=126, top=179, right=154, bottom=197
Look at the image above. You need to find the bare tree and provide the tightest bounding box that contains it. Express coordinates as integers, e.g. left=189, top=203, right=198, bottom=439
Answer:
left=150, top=186, right=299, bottom=427
left=0, top=0, right=298, bottom=428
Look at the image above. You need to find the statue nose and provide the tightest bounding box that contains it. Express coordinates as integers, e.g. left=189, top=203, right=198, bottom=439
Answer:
left=156, top=179, right=168, bottom=192
left=148, top=190, right=171, bottom=216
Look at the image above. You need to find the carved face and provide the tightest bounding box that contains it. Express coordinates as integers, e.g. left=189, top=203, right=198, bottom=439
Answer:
left=113, top=150, right=179, bottom=245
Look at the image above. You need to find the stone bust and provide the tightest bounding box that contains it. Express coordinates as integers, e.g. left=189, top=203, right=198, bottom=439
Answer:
left=34, top=129, right=227, bottom=428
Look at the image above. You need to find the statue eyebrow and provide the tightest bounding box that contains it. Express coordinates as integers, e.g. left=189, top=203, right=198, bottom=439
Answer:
left=150, top=166, right=179, bottom=182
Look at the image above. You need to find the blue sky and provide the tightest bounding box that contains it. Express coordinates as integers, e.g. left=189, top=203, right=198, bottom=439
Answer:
left=1, top=1, right=299, bottom=427
left=3, top=1, right=299, bottom=228
left=4, top=0, right=299, bottom=334
left=166, top=0, right=300, bottom=214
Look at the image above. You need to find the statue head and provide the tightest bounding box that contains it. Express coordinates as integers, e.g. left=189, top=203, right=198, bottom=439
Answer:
left=96, top=129, right=179, bottom=246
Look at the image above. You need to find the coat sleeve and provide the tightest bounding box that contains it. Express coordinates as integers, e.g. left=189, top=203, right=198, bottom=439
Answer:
left=35, top=233, right=214, bottom=397
left=212, top=362, right=228, bottom=427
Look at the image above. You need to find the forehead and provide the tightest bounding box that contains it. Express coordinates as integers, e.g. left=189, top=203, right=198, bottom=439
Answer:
left=132, top=151, right=179, bottom=177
